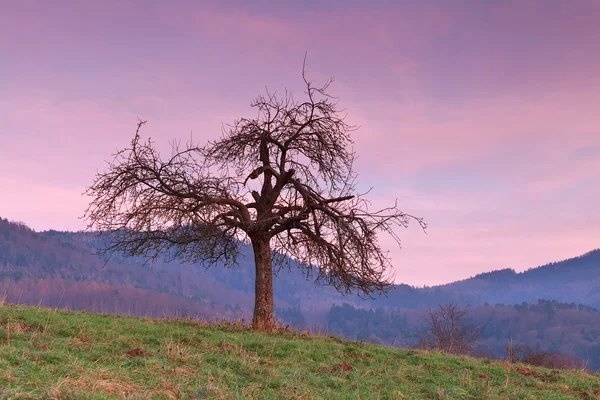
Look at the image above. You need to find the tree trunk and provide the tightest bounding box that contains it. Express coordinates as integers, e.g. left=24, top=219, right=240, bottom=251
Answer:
left=251, top=235, right=277, bottom=331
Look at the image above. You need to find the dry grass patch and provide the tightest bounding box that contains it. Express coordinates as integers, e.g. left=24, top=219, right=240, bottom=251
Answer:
left=50, top=371, right=142, bottom=399
left=125, top=348, right=150, bottom=358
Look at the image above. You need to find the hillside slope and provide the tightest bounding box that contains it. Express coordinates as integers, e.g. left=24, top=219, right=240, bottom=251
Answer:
left=1, top=304, right=599, bottom=399
left=425, top=250, right=600, bottom=308
left=367, top=250, right=600, bottom=310
left=0, top=218, right=358, bottom=324
left=2, top=217, right=600, bottom=314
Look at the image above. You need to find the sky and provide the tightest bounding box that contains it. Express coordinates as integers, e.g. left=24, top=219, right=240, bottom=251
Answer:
left=1, top=0, right=599, bottom=286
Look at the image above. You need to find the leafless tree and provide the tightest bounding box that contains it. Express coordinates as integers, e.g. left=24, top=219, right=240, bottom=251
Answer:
left=419, top=304, right=484, bottom=355
left=84, top=61, right=426, bottom=331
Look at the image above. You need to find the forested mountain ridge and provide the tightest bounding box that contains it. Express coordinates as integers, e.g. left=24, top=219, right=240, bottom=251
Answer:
left=419, top=249, right=600, bottom=308
left=0, top=218, right=358, bottom=323
left=367, top=250, right=600, bottom=309
left=1, top=217, right=599, bottom=313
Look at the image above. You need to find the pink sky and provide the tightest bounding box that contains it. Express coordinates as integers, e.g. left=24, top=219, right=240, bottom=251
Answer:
left=1, top=1, right=599, bottom=286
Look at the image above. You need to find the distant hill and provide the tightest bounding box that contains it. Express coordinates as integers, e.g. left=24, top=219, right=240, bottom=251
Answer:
left=363, top=250, right=600, bottom=310
left=0, top=218, right=358, bottom=325
left=1, top=217, right=599, bottom=315
left=419, top=249, right=600, bottom=308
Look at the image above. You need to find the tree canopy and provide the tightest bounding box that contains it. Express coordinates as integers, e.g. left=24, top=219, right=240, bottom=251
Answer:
left=84, top=64, right=426, bottom=330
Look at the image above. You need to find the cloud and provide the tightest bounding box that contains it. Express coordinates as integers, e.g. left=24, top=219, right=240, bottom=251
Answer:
left=348, top=88, right=600, bottom=181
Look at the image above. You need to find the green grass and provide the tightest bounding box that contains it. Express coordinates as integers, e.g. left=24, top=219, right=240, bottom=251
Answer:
left=0, top=304, right=599, bottom=399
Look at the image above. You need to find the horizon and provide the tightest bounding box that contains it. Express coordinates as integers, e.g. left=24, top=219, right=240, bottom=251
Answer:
left=1, top=1, right=599, bottom=286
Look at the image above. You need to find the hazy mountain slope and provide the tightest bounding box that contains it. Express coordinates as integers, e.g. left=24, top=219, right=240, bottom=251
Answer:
left=424, top=250, right=600, bottom=308
left=0, top=218, right=359, bottom=323
left=1, top=217, right=599, bottom=313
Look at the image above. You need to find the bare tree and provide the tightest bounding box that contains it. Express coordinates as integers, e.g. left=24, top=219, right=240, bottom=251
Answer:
left=419, top=304, right=484, bottom=355
left=84, top=62, right=426, bottom=331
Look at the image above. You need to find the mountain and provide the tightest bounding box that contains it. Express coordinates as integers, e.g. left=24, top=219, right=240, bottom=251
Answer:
left=365, top=250, right=600, bottom=310
left=420, top=249, right=600, bottom=308
left=1, top=217, right=600, bottom=314
left=0, top=218, right=360, bottom=325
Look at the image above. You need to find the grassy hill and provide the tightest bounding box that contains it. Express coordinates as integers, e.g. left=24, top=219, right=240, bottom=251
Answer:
left=1, top=304, right=599, bottom=399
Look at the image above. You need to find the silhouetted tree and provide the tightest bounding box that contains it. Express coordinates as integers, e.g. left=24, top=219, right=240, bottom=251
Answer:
left=84, top=61, right=426, bottom=331
left=419, top=304, right=484, bottom=354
